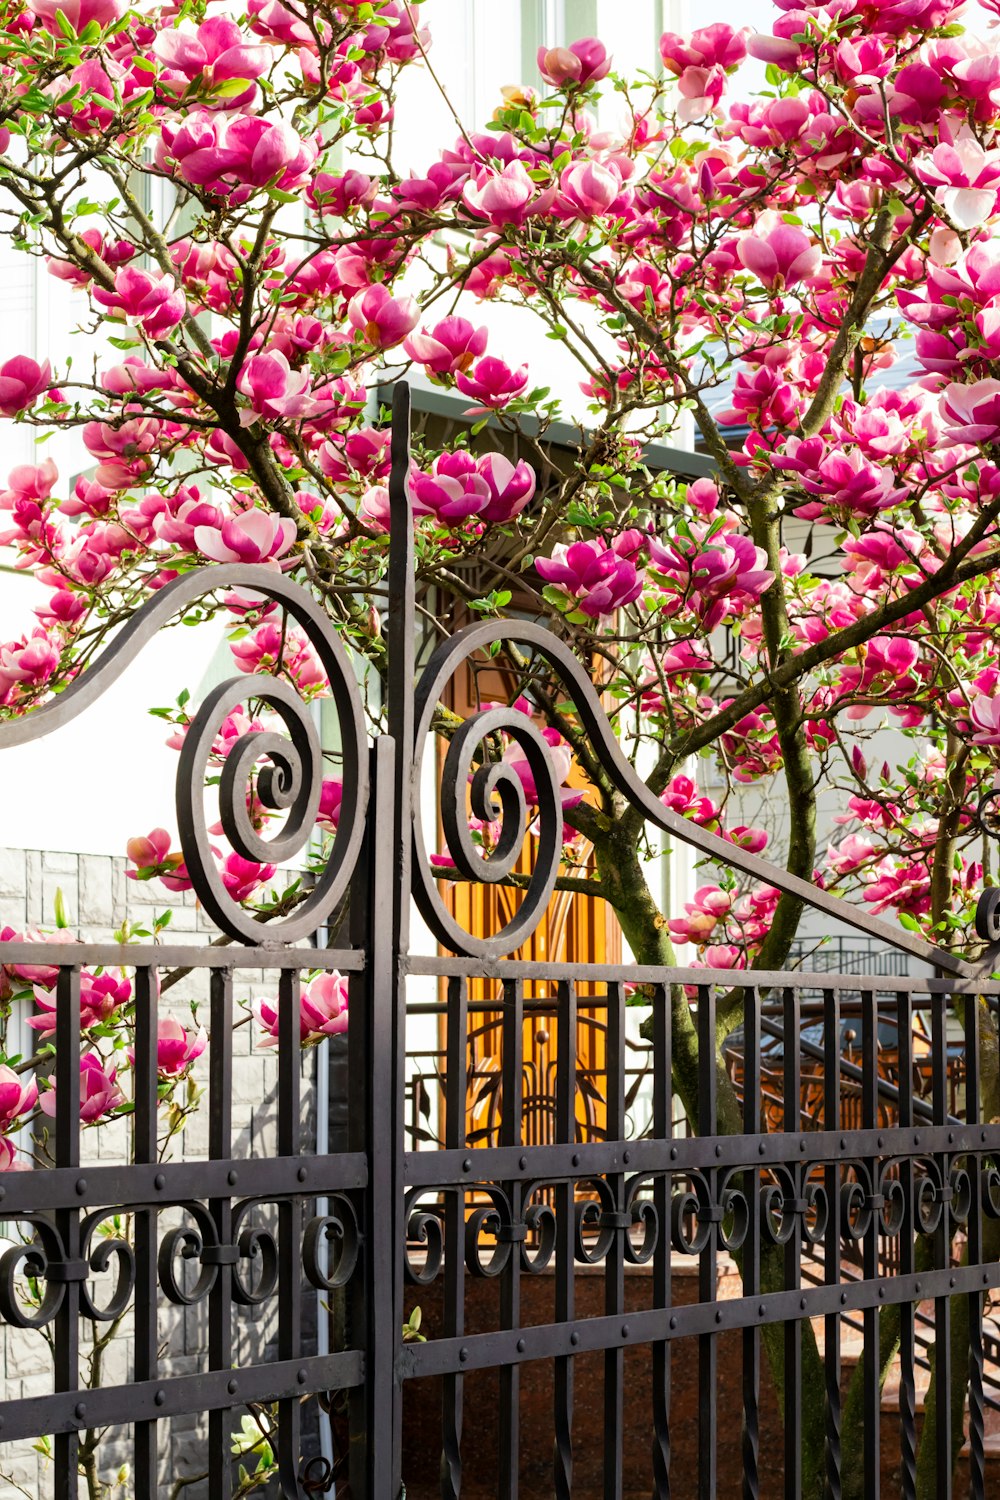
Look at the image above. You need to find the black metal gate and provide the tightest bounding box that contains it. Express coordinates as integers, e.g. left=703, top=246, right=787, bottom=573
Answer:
left=1, top=385, right=999, bottom=1497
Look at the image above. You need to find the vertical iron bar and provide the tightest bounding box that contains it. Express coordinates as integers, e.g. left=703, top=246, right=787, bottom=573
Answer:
left=363, top=737, right=401, bottom=1500
left=277, top=970, right=303, bottom=1493
left=133, top=966, right=159, bottom=1494
left=824, top=987, right=842, bottom=1500
left=499, top=977, right=524, bottom=1500
left=604, top=980, right=626, bottom=1500
left=553, top=979, right=576, bottom=1499
left=441, top=976, right=468, bottom=1500
left=347, top=795, right=372, bottom=1500
left=697, top=983, right=717, bottom=1500
left=783, top=986, right=802, bottom=1500
left=742, top=987, right=761, bottom=1500
left=861, top=990, right=879, bottom=1500
left=54, top=966, right=81, bottom=1500
left=652, top=983, right=672, bottom=1498
left=208, top=967, right=234, bottom=1500
left=965, top=992, right=985, bottom=1500
left=896, top=990, right=916, bottom=1500
left=931, top=994, right=952, bottom=1500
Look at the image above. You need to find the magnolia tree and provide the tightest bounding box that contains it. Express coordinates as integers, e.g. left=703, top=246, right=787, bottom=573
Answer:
left=1, top=0, right=1000, bottom=1491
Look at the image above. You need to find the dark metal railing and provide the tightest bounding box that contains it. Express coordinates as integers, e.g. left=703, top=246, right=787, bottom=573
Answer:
left=0, top=385, right=997, bottom=1497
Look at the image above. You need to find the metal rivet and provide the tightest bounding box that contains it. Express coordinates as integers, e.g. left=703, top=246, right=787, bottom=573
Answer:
left=878, top=1288, right=885, bottom=1300
left=519, top=1156, right=527, bottom=1170
left=75, top=1178, right=87, bottom=1197
left=800, top=1297, right=807, bottom=1311
left=154, top=1390, right=166, bottom=1408
left=516, top=1338, right=525, bottom=1353
left=298, top=1166, right=308, bottom=1182
left=985, top=1274, right=990, bottom=1286
left=984, top=1129, right=989, bottom=1143
left=572, top=1153, right=580, bottom=1167
left=623, top=1150, right=630, bottom=1165
left=716, top=1310, right=723, bottom=1324
left=670, top=1146, right=678, bottom=1161
left=459, top=1347, right=468, bottom=1363
left=877, top=1136, right=884, bottom=1149
left=75, top=1403, right=86, bottom=1421
left=950, top=1276, right=956, bottom=1288
left=758, top=1143, right=766, bottom=1156
left=463, top=1158, right=472, bottom=1173
left=0, top=1187, right=6, bottom=1202
left=228, top=1170, right=238, bottom=1186
left=841, top=1293, right=848, bottom=1305
left=715, top=1145, right=722, bottom=1158
left=154, top=1173, right=165, bottom=1191
left=914, top=1133, right=920, bottom=1147
left=758, top=1304, right=765, bottom=1318
left=297, top=1368, right=307, bottom=1385
left=670, top=1316, right=677, bottom=1330
left=799, top=1140, right=806, bottom=1154
left=570, top=1331, right=579, bottom=1346
left=621, top=1323, right=630, bottom=1338
left=948, top=1132, right=955, bottom=1145
left=228, top=1379, right=238, bottom=1395
left=839, top=1139, right=847, bottom=1152
left=915, top=1282, right=922, bottom=1295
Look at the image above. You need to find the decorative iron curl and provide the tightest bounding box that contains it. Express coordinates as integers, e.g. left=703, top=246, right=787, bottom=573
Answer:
left=406, top=579, right=972, bottom=972
left=0, top=564, right=368, bottom=945
left=302, top=1196, right=361, bottom=1291
left=0, top=1216, right=69, bottom=1329
left=158, top=1204, right=220, bottom=1307
left=403, top=1190, right=445, bottom=1287
left=464, top=1186, right=517, bottom=1278
left=518, top=1182, right=557, bottom=1274
left=79, top=1210, right=135, bottom=1322
left=623, top=1175, right=659, bottom=1265
left=230, top=1199, right=279, bottom=1306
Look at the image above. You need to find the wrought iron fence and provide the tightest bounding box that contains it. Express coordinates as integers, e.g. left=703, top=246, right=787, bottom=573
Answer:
left=0, top=383, right=997, bottom=1497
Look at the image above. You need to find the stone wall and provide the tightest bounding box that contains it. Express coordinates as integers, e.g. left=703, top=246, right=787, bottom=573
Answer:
left=0, top=849, right=326, bottom=1498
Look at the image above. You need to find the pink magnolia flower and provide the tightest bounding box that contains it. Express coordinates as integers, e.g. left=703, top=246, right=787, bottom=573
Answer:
left=48, top=229, right=136, bottom=288
left=347, top=284, right=419, bottom=349
left=0, top=1067, right=38, bottom=1131
left=27, top=0, right=118, bottom=32
left=158, top=112, right=317, bottom=203
left=1, top=459, right=59, bottom=509
left=462, top=161, right=556, bottom=229
left=738, top=212, right=822, bottom=290
left=971, top=693, right=1000, bottom=745
left=941, top=380, right=1000, bottom=446
left=41, top=1052, right=123, bottom=1124
left=411, top=455, right=490, bottom=524
left=404, top=317, right=488, bottom=375
left=153, top=17, right=269, bottom=108
left=82, top=417, right=162, bottom=490
left=126, top=828, right=193, bottom=891
left=477, top=454, right=536, bottom=523
left=0, top=926, right=64, bottom=997
left=194, top=509, right=297, bottom=565
left=668, top=885, right=732, bottom=944
left=317, top=779, right=343, bottom=832
left=93, top=267, right=186, bottom=341
left=501, top=727, right=584, bottom=819
left=253, top=971, right=349, bottom=1047
left=647, top=528, right=773, bottom=632
left=537, top=38, right=611, bottom=87
left=307, top=169, right=377, bottom=215
left=557, top=159, right=629, bottom=218
left=29, top=970, right=132, bottom=1035
left=153, top=1016, right=207, bottom=1078
left=456, top=356, right=529, bottom=410
left=230, top=622, right=325, bottom=694
left=0, top=357, right=52, bottom=418
left=220, top=852, right=275, bottom=904
left=0, top=629, right=59, bottom=704
left=659, top=23, right=747, bottom=72
left=535, top=539, right=643, bottom=622
left=917, top=132, right=1000, bottom=230
left=236, top=352, right=316, bottom=421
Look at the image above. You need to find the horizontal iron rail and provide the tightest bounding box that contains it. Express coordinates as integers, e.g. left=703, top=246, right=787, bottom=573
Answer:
left=0, top=1352, right=365, bottom=1444
left=398, top=1259, right=1000, bottom=1379
left=0, top=1154, right=367, bottom=1213
left=0, top=943, right=365, bottom=969
left=405, top=956, right=995, bottom=993
left=402, top=1126, right=995, bottom=1185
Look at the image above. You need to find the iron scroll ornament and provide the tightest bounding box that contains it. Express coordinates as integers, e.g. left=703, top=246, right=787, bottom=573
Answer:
left=0, top=564, right=369, bottom=944
left=408, top=614, right=980, bottom=970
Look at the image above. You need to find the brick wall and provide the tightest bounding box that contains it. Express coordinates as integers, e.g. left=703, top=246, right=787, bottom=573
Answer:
left=0, top=849, right=327, bottom=1498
